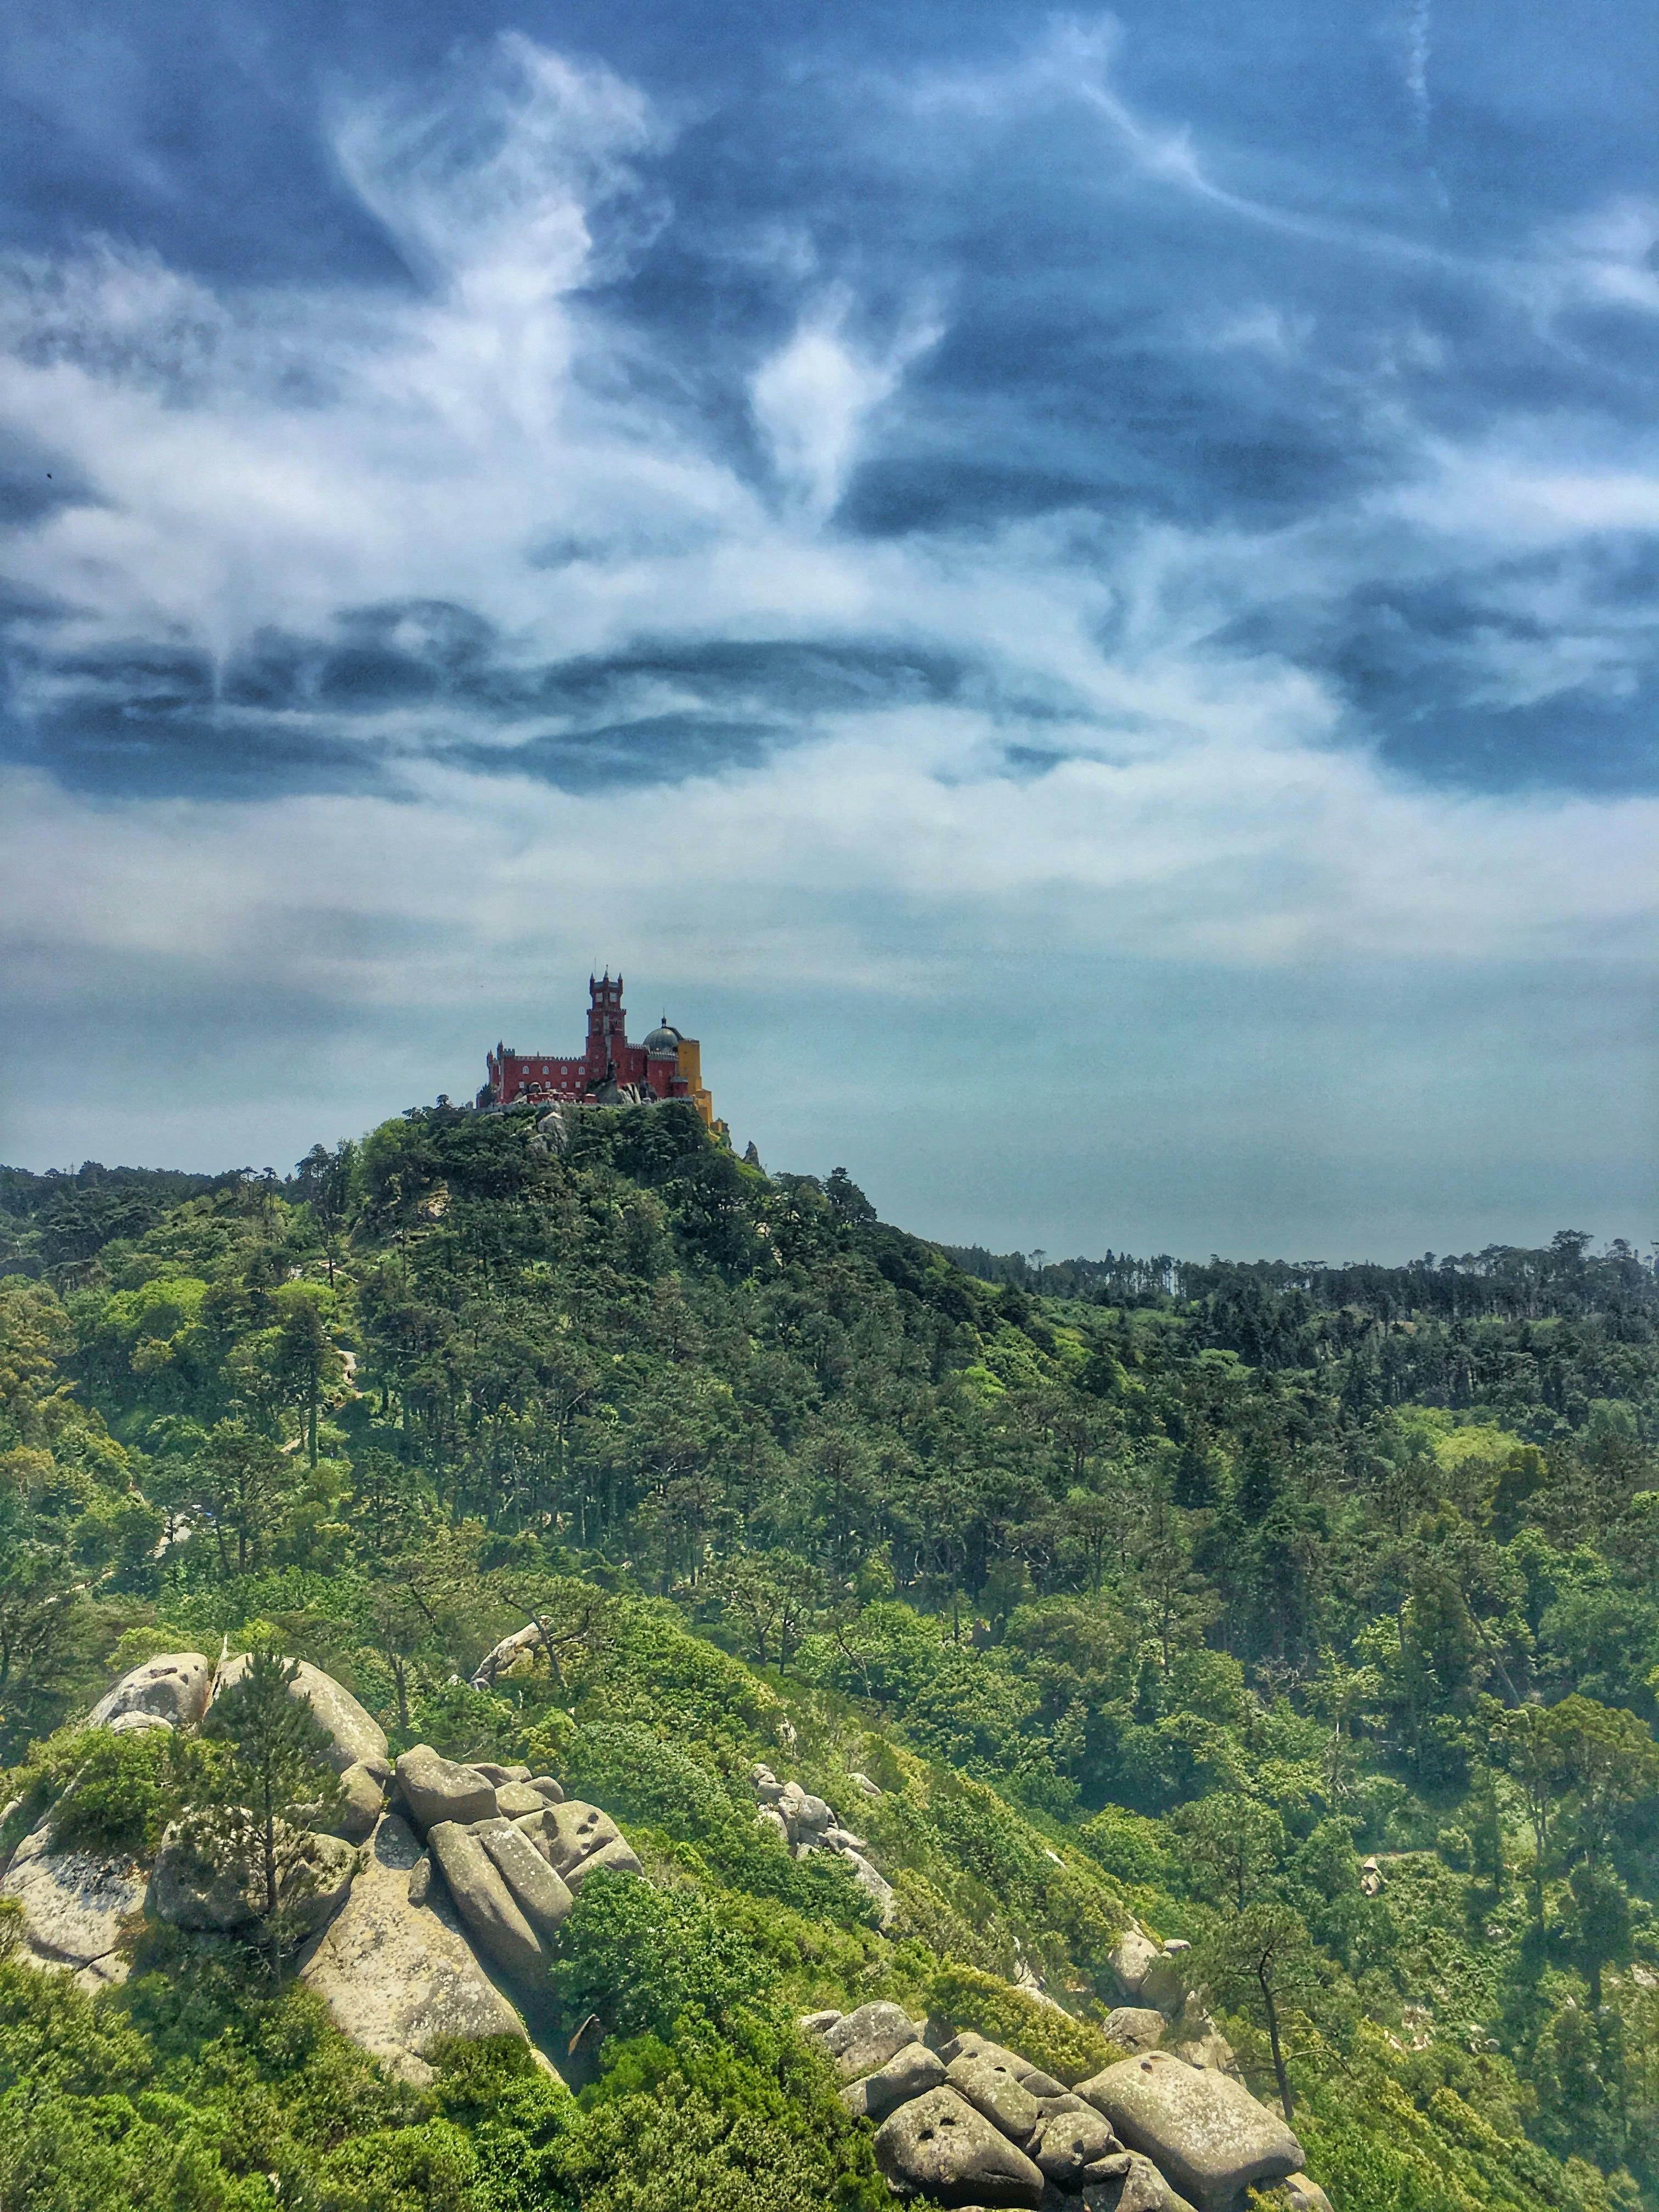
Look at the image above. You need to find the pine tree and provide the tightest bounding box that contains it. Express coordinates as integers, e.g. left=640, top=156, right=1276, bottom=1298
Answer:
left=193, top=1649, right=345, bottom=1981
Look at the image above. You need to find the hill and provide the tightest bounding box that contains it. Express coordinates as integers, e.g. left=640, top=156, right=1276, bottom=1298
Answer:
left=0, top=1098, right=1656, bottom=2211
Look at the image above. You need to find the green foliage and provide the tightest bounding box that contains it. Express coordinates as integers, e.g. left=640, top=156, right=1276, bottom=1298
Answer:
left=550, top=1868, right=780, bottom=2042
left=3, top=1116, right=1659, bottom=2207
left=559, top=2015, right=887, bottom=2212
left=46, top=1724, right=204, bottom=1856
left=924, top=1963, right=1118, bottom=2083
left=190, top=1649, right=347, bottom=1978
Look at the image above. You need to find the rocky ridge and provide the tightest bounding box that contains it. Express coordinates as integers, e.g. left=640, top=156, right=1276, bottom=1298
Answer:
left=805, top=2001, right=1324, bottom=2212
left=0, top=1644, right=642, bottom=2082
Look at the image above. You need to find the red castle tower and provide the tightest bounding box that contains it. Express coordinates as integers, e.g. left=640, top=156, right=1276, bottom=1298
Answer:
left=486, top=974, right=715, bottom=1125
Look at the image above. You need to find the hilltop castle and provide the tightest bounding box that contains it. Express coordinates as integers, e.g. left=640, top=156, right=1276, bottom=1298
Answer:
left=484, top=974, right=716, bottom=1127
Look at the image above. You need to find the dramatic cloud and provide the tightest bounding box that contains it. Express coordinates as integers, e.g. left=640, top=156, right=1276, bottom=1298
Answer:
left=0, top=1, right=1654, bottom=1257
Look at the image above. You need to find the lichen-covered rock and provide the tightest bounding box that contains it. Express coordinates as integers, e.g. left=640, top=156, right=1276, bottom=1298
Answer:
left=939, top=2030, right=1031, bottom=2079
left=320, top=1760, right=385, bottom=1846
left=1081, top=2148, right=1199, bottom=2212
left=1077, top=2053, right=1303, bottom=2212
left=841, top=2040, right=947, bottom=2121
left=475, top=1816, right=574, bottom=1942
left=426, top=1819, right=544, bottom=1985
left=527, top=1775, right=565, bottom=1805
left=874, top=2085, right=1045, bottom=2208
left=0, top=1824, right=146, bottom=1991
left=825, top=1998, right=922, bottom=2080
left=946, top=2050, right=1042, bottom=2143
left=470, top=1624, right=545, bottom=1691
left=1107, top=1929, right=1161, bottom=2003
left=844, top=1847, right=897, bottom=1926
left=1163, top=2001, right=1239, bottom=2080
left=1104, top=2007, right=1168, bottom=2055
left=776, top=1779, right=833, bottom=1844
left=1280, top=2175, right=1334, bottom=2212
left=542, top=1799, right=620, bottom=1877
left=149, top=1824, right=357, bottom=1938
left=301, top=1813, right=532, bottom=2087
left=493, top=1782, right=547, bottom=1821
left=563, top=1834, right=642, bottom=1891
left=215, top=1657, right=387, bottom=1775
left=394, top=1746, right=498, bottom=1835
left=1139, top=1951, right=1188, bottom=2016
left=1030, top=2103, right=1121, bottom=2186
left=89, top=1652, right=212, bottom=1733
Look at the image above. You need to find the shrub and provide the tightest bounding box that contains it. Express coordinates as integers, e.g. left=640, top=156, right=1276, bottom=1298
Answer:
left=550, top=1870, right=778, bottom=2044
left=926, top=1963, right=1118, bottom=2085
left=1078, top=1804, right=1176, bottom=1890
left=560, top=2014, right=888, bottom=2212
left=46, top=1726, right=204, bottom=1857
left=562, top=1723, right=740, bottom=1839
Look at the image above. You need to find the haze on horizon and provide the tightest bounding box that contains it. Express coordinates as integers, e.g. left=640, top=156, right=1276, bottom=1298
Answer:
left=0, top=0, right=1654, bottom=1265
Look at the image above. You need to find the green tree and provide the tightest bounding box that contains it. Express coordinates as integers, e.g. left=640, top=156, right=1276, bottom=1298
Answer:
left=710, top=1550, right=824, bottom=1671
left=1170, top=1791, right=1285, bottom=1911
left=193, top=1649, right=345, bottom=1980
left=1565, top=1859, right=1632, bottom=2007
left=1192, top=1900, right=1319, bottom=2123
left=1497, top=1701, right=1570, bottom=1923
left=192, top=1420, right=294, bottom=1576
left=271, top=1287, right=343, bottom=1468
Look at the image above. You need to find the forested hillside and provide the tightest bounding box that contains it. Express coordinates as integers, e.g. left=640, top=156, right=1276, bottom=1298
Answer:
left=2, top=1099, right=1657, bottom=2211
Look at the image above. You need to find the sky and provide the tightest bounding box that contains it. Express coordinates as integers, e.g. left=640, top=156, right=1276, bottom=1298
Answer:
left=0, top=0, right=1655, bottom=1262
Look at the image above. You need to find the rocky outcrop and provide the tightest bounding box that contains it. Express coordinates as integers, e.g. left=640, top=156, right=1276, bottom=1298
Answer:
left=540, top=1799, right=621, bottom=1876
left=215, top=1656, right=388, bottom=1775
left=301, top=1813, right=533, bottom=2087
left=107, top=1711, right=176, bottom=1736
left=824, top=1999, right=924, bottom=2080
left=874, top=2084, right=1046, bottom=2208
left=470, top=1625, right=546, bottom=1691
left=426, top=1820, right=546, bottom=1986
left=1105, top=2006, right=1168, bottom=2055
left=88, top=1652, right=212, bottom=1732
left=321, top=1760, right=386, bottom=1845
left=149, top=1824, right=357, bottom=1938
left=493, top=1781, right=548, bottom=1820
left=1089, top=2149, right=1198, bottom=2211
left=946, top=2048, right=1042, bottom=2142
left=841, top=2041, right=947, bottom=2121
left=1282, top=2176, right=1335, bottom=2212
left=750, top=1763, right=896, bottom=1926
left=1077, top=2052, right=1304, bottom=2212
left=394, top=1746, right=498, bottom=1833
left=475, top=1816, right=574, bottom=1943
left=564, top=1833, right=643, bottom=1890
left=0, top=1823, right=147, bottom=1991
left=806, top=2005, right=1316, bottom=2212
left=1029, top=2102, right=1123, bottom=2188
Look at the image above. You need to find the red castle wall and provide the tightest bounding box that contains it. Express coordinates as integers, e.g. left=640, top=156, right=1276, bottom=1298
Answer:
left=486, top=974, right=690, bottom=1108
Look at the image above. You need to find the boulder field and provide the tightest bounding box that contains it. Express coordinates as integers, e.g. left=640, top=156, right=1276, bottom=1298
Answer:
left=804, top=2002, right=1322, bottom=2212
left=0, top=1644, right=1336, bottom=2209
left=0, top=1645, right=642, bottom=2083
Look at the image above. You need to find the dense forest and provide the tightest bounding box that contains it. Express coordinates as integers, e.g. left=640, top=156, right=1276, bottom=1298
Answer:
left=1, top=1103, right=1657, bottom=2211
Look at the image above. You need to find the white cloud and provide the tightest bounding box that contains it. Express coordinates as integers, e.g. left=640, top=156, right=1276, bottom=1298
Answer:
left=751, top=289, right=942, bottom=521
left=0, top=28, right=1654, bottom=1249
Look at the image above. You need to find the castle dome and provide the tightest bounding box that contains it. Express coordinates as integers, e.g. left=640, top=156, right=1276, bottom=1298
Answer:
left=644, top=1019, right=681, bottom=1057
